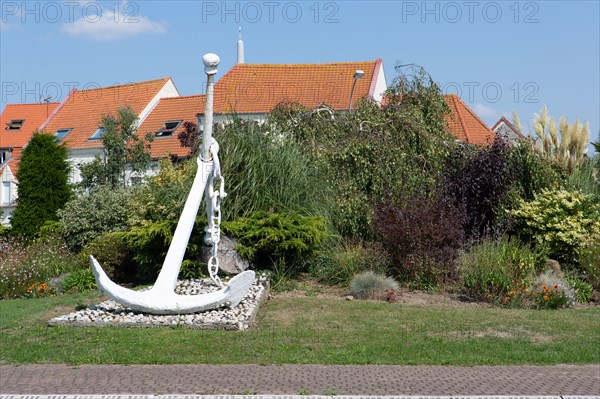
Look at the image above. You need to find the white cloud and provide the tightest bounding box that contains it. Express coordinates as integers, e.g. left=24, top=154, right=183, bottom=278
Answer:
left=472, top=103, right=502, bottom=121
left=61, top=2, right=166, bottom=40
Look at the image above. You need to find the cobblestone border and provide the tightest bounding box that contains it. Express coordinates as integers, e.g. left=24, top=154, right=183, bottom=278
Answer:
left=1, top=395, right=598, bottom=399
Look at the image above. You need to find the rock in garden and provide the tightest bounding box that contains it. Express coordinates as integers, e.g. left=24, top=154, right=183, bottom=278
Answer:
left=201, top=235, right=249, bottom=275
left=546, top=259, right=563, bottom=277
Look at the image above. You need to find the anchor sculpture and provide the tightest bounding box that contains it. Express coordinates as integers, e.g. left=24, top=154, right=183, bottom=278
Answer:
left=90, top=53, right=255, bottom=315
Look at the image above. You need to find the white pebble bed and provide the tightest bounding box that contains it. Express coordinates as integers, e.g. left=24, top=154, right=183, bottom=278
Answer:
left=48, top=274, right=270, bottom=331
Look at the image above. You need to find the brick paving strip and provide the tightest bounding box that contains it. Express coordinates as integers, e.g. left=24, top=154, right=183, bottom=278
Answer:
left=0, top=396, right=598, bottom=399
left=0, top=365, right=599, bottom=396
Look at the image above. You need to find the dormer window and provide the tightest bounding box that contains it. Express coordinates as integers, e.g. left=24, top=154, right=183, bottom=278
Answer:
left=89, top=126, right=106, bottom=141
left=55, top=128, right=72, bottom=140
left=6, top=120, right=25, bottom=130
left=155, top=120, right=182, bottom=137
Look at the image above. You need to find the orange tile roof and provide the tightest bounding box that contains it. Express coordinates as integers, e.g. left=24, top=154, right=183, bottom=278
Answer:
left=0, top=103, right=59, bottom=148
left=43, top=78, right=171, bottom=149
left=444, top=94, right=496, bottom=145
left=137, top=95, right=204, bottom=158
left=213, top=60, right=380, bottom=114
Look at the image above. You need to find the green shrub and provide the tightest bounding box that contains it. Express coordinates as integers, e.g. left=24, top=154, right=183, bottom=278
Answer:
left=0, top=236, right=79, bottom=299
left=565, top=272, right=593, bottom=304
left=124, top=218, right=207, bottom=280
left=268, top=69, right=454, bottom=239
left=349, top=271, right=398, bottom=300
left=224, top=211, right=329, bottom=274
left=509, top=189, right=600, bottom=268
left=579, top=243, right=600, bottom=292
left=505, top=138, right=567, bottom=203
left=128, top=158, right=197, bottom=225
left=38, top=220, right=62, bottom=239
left=59, top=185, right=135, bottom=252
left=63, top=269, right=97, bottom=293
left=312, top=239, right=390, bottom=285
left=78, top=232, right=134, bottom=282
left=460, top=237, right=543, bottom=301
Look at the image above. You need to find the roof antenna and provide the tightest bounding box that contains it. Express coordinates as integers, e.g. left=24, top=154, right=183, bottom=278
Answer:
left=43, top=95, right=53, bottom=117
left=237, top=27, right=245, bottom=64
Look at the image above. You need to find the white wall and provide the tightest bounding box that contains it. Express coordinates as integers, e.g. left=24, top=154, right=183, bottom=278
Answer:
left=67, top=147, right=104, bottom=184
left=136, top=79, right=181, bottom=128
left=371, top=62, right=387, bottom=104
left=0, top=165, right=17, bottom=226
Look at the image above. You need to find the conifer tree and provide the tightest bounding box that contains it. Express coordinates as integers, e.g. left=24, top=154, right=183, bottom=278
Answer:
left=10, top=132, right=72, bottom=237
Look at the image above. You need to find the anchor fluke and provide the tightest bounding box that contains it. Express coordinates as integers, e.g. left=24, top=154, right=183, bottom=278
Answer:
left=90, top=255, right=255, bottom=315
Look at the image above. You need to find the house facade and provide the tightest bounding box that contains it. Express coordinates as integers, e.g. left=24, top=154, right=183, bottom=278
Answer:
left=1, top=56, right=498, bottom=226
left=492, top=116, right=526, bottom=143
left=41, top=77, right=180, bottom=183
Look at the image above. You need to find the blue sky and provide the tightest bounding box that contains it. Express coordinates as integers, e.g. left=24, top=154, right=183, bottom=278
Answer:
left=1, top=0, right=599, bottom=150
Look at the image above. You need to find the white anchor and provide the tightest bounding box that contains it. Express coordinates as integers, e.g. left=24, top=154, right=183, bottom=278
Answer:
left=90, top=53, right=255, bottom=315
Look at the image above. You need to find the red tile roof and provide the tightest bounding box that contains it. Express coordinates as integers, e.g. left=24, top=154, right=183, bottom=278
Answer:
left=444, top=94, right=496, bottom=145
left=43, top=78, right=172, bottom=149
left=136, top=95, right=204, bottom=158
left=213, top=60, right=380, bottom=114
left=0, top=103, right=59, bottom=148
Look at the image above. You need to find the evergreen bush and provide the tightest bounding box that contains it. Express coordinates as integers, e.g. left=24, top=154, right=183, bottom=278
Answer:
left=10, top=132, right=72, bottom=237
left=223, top=211, right=329, bottom=273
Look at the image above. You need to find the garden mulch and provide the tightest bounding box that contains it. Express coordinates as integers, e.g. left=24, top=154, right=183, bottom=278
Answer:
left=0, top=364, right=598, bottom=396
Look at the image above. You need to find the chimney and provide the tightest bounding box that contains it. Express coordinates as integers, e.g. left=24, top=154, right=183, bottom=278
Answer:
left=237, top=27, right=245, bottom=64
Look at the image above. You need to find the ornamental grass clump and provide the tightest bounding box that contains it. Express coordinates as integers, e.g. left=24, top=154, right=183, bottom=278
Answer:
left=312, top=239, right=390, bottom=285
left=460, top=237, right=542, bottom=301
left=349, top=271, right=398, bottom=300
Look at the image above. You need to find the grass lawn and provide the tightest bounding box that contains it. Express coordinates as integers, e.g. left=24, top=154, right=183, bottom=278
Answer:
left=0, top=290, right=599, bottom=365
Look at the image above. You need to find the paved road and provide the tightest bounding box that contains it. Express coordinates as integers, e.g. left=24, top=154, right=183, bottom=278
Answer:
left=1, top=364, right=598, bottom=396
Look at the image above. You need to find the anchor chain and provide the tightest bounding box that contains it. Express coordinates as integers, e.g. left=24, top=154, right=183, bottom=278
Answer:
left=206, top=139, right=226, bottom=287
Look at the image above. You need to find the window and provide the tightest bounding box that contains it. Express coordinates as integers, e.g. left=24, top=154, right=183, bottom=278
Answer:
left=155, top=120, right=182, bottom=137
left=2, top=182, right=11, bottom=205
left=55, top=128, right=72, bottom=140
left=6, top=120, right=24, bottom=130
left=89, top=126, right=106, bottom=140
left=0, top=150, right=9, bottom=165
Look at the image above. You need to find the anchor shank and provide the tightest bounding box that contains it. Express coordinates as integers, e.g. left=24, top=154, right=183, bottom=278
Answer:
left=152, top=53, right=220, bottom=292
left=151, top=160, right=213, bottom=292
